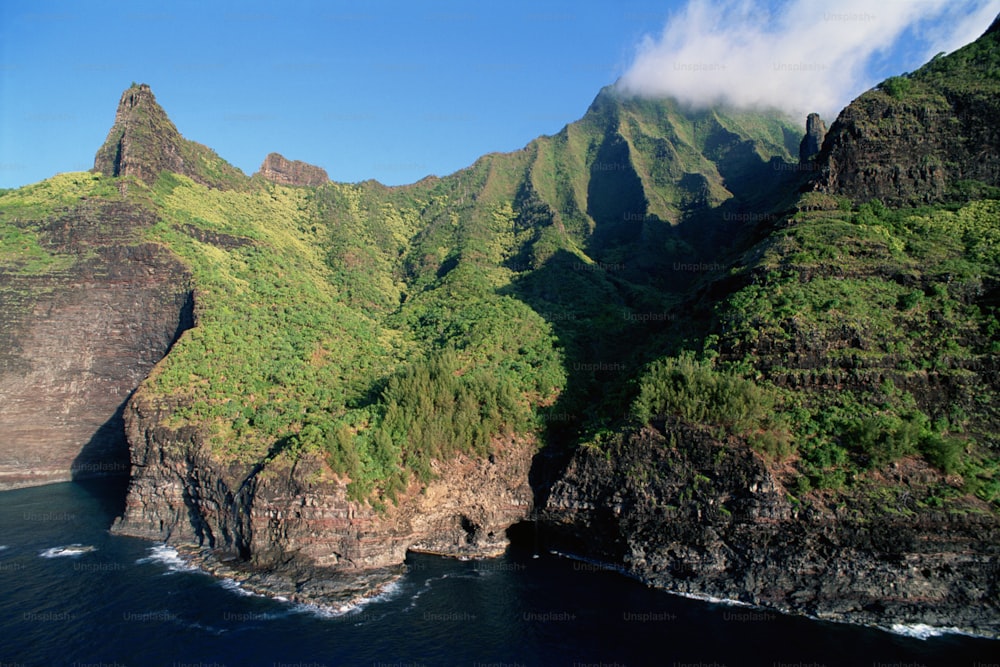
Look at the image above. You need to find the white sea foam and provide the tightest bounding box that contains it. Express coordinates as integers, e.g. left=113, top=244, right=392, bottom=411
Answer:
left=39, top=544, right=96, bottom=558
left=135, top=544, right=198, bottom=574
left=889, top=623, right=945, bottom=639
left=291, top=578, right=403, bottom=619
left=887, top=623, right=983, bottom=640
left=670, top=590, right=754, bottom=608
left=291, top=601, right=353, bottom=618
left=218, top=577, right=265, bottom=598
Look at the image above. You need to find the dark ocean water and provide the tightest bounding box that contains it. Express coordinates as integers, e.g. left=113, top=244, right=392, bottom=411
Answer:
left=0, top=481, right=996, bottom=667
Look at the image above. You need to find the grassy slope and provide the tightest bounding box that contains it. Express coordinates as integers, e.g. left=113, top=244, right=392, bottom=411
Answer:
left=695, top=198, right=1000, bottom=508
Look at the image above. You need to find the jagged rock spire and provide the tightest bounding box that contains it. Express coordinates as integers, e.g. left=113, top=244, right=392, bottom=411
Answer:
left=93, top=83, right=187, bottom=185
left=798, top=113, right=827, bottom=163
left=93, top=83, right=244, bottom=189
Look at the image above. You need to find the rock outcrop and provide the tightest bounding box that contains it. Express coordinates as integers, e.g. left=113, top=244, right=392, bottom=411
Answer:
left=257, top=152, right=329, bottom=187
left=92, top=84, right=185, bottom=185
left=93, top=83, right=244, bottom=189
left=798, top=113, right=826, bottom=163
left=814, top=18, right=1000, bottom=204
left=0, top=200, right=192, bottom=489
left=112, top=389, right=533, bottom=603
left=539, top=424, right=1000, bottom=637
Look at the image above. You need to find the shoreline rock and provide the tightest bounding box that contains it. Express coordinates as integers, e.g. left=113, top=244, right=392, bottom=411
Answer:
left=537, top=424, right=1000, bottom=640
left=113, top=390, right=535, bottom=584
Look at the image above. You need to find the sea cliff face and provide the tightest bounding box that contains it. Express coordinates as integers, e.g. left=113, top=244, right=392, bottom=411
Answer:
left=0, top=199, right=192, bottom=489
left=538, top=424, right=1000, bottom=637
left=112, top=389, right=534, bottom=602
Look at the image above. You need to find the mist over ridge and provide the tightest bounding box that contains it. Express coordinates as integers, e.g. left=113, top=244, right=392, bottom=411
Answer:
left=617, top=0, right=1000, bottom=120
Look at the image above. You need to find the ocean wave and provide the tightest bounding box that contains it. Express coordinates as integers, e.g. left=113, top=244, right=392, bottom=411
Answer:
left=887, top=623, right=982, bottom=640
left=135, top=544, right=198, bottom=574
left=218, top=577, right=266, bottom=598
left=292, top=578, right=404, bottom=619
left=407, top=573, right=461, bottom=609
left=185, top=620, right=229, bottom=636
left=39, top=544, right=97, bottom=558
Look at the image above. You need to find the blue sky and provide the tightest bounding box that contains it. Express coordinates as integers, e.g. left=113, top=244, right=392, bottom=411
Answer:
left=1, top=0, right=998, bottom=188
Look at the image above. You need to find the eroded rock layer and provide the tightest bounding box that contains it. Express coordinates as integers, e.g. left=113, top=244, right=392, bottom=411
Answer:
left=112, top=389, right=533, bottom=601
left=0, top=201, right=191, bottom=489
left=257, top=152, right=329, bottom=187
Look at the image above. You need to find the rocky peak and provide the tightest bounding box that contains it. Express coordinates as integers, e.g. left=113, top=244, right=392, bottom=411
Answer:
left=257, top=152, right=329, bottom=187
left=93, top=83, right=187, bottom=185
left=798, top=113, right=826, bottom=163
left=812, top=15, right=1000, bottom=205
left=93, top=84, right=245, bottom=189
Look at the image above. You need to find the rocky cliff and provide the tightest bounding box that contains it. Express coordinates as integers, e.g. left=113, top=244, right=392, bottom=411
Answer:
left=257, top=152, right=329, bottom=187
left=93, top=83, right=245, bottom=189
left=798, top=113, right=826, bottom=163
left=0, top=195, right=192, bottom=490
left=538, top=424, right=1000, bottom=637
left=815, top=20, right=1000, bottom=204
left=112, top=389, right=533, bottom=604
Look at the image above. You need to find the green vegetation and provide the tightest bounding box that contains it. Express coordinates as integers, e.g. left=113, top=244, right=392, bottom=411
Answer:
left=0, top=172, right=125, bottom=274
left=630, top=353, right=774, bottom=436
left=879, top=75, right=912, bottom=99
left=2, top=48, right=998, bottom=517
left=699, top=197, right=999, bottom=502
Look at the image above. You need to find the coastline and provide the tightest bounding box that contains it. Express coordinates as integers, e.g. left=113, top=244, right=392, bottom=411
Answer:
left=546, top=548, right=1000, bottom=642
left=171, top=543, right=407, bottom=613
left=142, top=537, right=1000, bottom=641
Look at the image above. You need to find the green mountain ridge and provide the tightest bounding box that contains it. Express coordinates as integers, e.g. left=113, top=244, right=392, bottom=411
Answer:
left=2, top=14, right=1000, bottom=633
left=4, top=51, right=997, bottom=508
left=2, top=80, right=812, bottom=503
left=817, top=16, right=1000, bottom=205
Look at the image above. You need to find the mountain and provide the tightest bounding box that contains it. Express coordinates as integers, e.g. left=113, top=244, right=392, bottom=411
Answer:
left=93, top=83, right=245, bottom=190
left=815, top=18, right=1000, bottom=205
left=0, top=15, right=998, bottom=634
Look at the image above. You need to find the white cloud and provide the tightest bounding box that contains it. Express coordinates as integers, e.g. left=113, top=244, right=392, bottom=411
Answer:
left=617, top=0, right=1000, bottom=123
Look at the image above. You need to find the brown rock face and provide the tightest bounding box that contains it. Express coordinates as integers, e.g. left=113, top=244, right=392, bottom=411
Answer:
left=814, top=22, right=1000, bottom=205
left=92, top=84, right=244, bottom=189
left=112, top=389, right=533, bottom=599
left=93, top=85, right=187, bottom=185
left=257, top=153, right=329, bottom=187
left=0, top=201, right=192, bottom=489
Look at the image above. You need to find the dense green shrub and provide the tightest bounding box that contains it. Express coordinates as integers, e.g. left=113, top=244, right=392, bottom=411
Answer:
left=880, top=75, right=912, bottom=99
left=631, top=353, right=774, bottom=435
